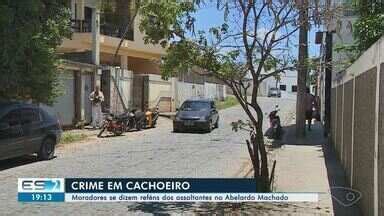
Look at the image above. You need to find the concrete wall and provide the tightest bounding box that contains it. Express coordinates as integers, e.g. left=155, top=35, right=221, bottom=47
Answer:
left=258, top=70, right=297, bottom=98
left=330, top=36, right=384, bottom=216
left=342, top=80, right=353, bottom=185
left=175, top=82, right=205, bottom=108
left=147, top=74, right=172, bottom=111
left=353, top=68, right=376, bottom=216
left=42, top=72, right=75, bottom=126
left=379, top=63, right=384, bottom=216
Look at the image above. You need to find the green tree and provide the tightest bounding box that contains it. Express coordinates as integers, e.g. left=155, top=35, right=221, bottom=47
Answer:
left=0, top=0, right=71, bottom=104
left=138, top=0, right=299, bottom=191
left=335, top=0, right=384, bottom=64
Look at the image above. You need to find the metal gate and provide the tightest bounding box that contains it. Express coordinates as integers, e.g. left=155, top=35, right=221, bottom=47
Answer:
left=83, top=73, right=93, bottom=123
left=132, top=75, right=149, bottom=111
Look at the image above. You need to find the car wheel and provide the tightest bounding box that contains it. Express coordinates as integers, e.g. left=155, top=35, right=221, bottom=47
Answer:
left=38, top=138, right=56, bottom=160
left=214, top=118, right=219, bottom=128
left=206, top=121, right=213, bottom=132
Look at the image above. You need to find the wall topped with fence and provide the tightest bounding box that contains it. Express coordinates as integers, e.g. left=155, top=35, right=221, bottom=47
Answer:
left=330, top=36, right=384, bottom=216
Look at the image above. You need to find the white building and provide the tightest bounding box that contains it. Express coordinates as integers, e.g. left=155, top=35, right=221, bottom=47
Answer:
left=258, top=70, right=298, bottom=98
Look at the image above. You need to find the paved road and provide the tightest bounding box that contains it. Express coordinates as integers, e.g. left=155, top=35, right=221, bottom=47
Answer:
left=0, top=97, right=296, bottom=215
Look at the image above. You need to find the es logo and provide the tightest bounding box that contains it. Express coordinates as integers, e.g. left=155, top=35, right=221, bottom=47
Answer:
left=19, top=178, right=63, bottom=192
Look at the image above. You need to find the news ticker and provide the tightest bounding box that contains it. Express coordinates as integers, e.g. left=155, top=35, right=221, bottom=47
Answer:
left=18, top=178, right=318, bottom=202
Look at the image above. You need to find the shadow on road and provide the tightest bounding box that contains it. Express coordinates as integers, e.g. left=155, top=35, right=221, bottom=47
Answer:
left=0, top=155, right=40, bottom=171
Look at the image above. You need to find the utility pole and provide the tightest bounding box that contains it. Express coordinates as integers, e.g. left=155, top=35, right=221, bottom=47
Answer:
left=92, top=7, right=100, bottom=87
left=324, top=32, right=332, bottom=137
left=296, top=0, right=309, bottom=138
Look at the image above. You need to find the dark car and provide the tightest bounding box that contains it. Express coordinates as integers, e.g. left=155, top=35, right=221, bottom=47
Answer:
left=173, top=99, right=219, bottom=132
left=0, top=102, right=62, bottom=161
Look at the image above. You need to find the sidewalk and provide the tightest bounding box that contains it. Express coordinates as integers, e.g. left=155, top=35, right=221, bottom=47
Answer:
left=272, top=122, right=361, bottom=215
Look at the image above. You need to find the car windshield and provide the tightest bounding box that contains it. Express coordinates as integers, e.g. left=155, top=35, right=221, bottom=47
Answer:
left=270, top=88, right=278, bottom=91
left=180, top=101, right=210, bottom=111
left=0, top=103, right=12, bottom=118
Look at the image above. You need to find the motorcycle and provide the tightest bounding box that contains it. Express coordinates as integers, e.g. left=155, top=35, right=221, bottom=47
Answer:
left=97, top=106, right=160, bottom=137
left=125, top=106, right=160, bottom=131
left=124, top=109, right=146, bottom=131
left=145, top=106, right=159, bottom=128
left=97, top=113, right=127, bottom=137
left=264, top=105, right=283, bottom=140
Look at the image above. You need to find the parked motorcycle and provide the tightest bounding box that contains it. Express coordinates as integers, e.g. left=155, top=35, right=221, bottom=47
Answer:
left=124, top=109, right=146, bottom=131
left=98, top=106, right=160, bottom=137
left=145, top=106, right=159, bottom=128
left=264, top=105, right=283, bottom=140
left=97, top=113, right=127, bottom=137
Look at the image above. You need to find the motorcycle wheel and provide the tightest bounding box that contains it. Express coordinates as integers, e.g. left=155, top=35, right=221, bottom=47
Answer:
left=114, top=128, right=123, bottom=136
left=97, top=126, right=106, bottom=138
left=152, top=115, right=158, bottom=128
left=136, top=120, right=143, bottom=131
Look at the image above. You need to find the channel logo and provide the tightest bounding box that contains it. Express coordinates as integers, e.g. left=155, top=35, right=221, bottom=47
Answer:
left=18, top=178, right=64, bottom=193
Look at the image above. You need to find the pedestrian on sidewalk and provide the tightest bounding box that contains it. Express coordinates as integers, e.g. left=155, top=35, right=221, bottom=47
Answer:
left=89, top=85, right=104, bottom=129
left=305, top=87, right=315, bottom=131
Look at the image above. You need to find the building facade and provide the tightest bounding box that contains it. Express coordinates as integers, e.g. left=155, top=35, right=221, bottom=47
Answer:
left=47, top=0, right=226, bottom=127
left=258, top=70, right=298, bottom=99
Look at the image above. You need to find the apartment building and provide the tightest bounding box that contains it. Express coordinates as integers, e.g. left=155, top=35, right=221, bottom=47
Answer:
left=46, top=0, right=226, bottom=126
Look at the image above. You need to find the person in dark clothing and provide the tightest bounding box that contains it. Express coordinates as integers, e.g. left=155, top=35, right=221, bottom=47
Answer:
left=305, top=87, right=315, bottom=131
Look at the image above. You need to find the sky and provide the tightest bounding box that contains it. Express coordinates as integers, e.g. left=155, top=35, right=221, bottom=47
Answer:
left=193, top=3, right=321, bottom=59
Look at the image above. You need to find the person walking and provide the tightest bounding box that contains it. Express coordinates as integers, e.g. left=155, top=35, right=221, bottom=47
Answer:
left=305, top=87, right=315, bottom=131
left=89, top=85, right=104, bottom=129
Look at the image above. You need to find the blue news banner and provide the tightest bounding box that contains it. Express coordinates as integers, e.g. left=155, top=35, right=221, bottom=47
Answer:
left=17, top=178, right=318, bottom=202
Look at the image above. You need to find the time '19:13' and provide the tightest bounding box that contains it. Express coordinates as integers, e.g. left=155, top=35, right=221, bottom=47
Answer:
left=32, top=193, right=52, bottom=201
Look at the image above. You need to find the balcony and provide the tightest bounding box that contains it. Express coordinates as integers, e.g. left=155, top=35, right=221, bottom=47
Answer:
left=71, top=19, right=134, bottom=41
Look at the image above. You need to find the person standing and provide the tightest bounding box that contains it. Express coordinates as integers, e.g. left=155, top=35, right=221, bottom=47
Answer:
left=89, top=85, right=104, bottom=129
left=305, top=87, right=315, bottom=131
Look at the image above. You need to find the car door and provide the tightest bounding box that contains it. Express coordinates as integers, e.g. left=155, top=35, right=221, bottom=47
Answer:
left=0, top=109, right=24, bottom=160
left=20, top=107, right=44, bottom=154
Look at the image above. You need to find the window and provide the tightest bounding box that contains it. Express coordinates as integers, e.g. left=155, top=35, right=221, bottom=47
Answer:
left=180, top=101, right=210, bottom=111
left=292, top=85, right=297, bottom=92
left=280, top=85, right=287, bottom=91
left=20, top=108, right=41, bottom=125
left=1, top=110, right=20, bottom=127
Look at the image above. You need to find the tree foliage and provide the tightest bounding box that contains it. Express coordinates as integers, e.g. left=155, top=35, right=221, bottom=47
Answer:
left=354, top=13, right=384, bottom=51
left=0, top=0, right=71, bottom=104
left=335, top=0, right=384, bottom=64
left=138, top=0, right=300, bottom=191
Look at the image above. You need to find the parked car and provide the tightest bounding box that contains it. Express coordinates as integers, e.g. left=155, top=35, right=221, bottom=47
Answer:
left=268, top=87, right=281, bottom=97
left=0, top=102, right=62, bottom=161
left=173, top=98, right=219, bottom=133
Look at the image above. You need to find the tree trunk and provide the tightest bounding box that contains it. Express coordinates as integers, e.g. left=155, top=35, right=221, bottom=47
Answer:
left=253, top=101, right=270, bottom=192
left=255, top=126, right=269, bottom=192
left=296, top=0, right=308, bottom=138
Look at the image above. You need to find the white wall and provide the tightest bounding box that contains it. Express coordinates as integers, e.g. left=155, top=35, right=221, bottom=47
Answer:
left=42, top=72, right=75, bottom=126
left=147, top=74, right=172, bottom=108
left=175, top=82, right=205, bottom=108
left=259, top=70, right=297, bottom=98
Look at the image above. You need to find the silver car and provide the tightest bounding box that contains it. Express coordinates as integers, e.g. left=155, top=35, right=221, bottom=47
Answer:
left=0, top=102, right=62, bottom=161
left=268, top=88, right=281, bottom=97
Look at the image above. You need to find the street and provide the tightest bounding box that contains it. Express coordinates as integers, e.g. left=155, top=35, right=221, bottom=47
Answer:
left=0, top=97, right=296, bottom=215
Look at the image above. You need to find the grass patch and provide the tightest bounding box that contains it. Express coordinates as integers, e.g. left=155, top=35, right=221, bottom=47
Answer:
left=60, top=132, right=89, bottom=144
left=216, top=96, right=239, bottom=110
